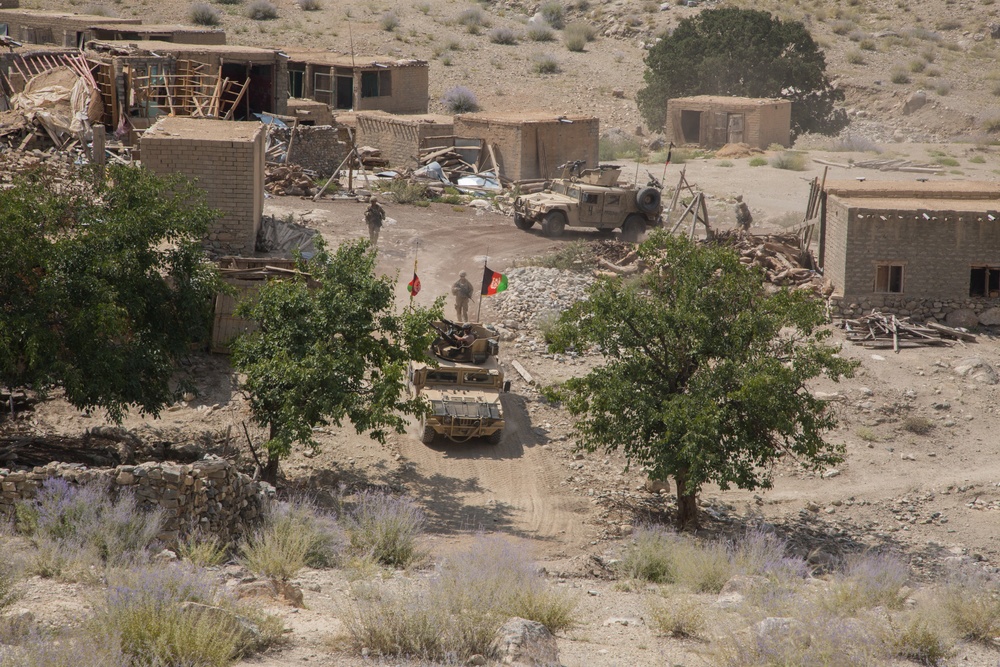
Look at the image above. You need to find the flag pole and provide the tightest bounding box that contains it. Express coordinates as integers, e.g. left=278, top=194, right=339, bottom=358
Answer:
left=409, top=253, right=417, bottom=310
left=660, top=142, right=674, bottom=187
left=476, top=248, right=488, bottom=323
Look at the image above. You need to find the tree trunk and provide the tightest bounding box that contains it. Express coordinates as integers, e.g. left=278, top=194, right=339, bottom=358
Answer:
left=262, top=453, right=279, bottom=486
left=262, top=423, right=280, bottom=486
left=674, top=472, right=699, bottom=531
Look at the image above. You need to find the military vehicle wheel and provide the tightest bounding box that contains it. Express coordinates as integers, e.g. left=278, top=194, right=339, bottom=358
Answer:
left=514, top=213, right=534, bottom=230
left=542, top=211, right=566, bottom=237
left=621, top=215, right=647, bottom=243
left=420, top=420, right=436, bottom=444
left=487, top=429, right=503, bottom=445
left=635, top=187, right=661, bottom=214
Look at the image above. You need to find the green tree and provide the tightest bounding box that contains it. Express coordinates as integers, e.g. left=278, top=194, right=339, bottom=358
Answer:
left=637, top=7, right=848, bottom=139
left=0, top=166, right=221, bottom=422
left=230, top=240, right=442, bottom=483
left=548, top=232, right=856, bottom=529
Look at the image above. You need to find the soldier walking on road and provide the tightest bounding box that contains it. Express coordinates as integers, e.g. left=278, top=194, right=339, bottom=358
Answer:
left=452, top=271, right=474, bottom=322
left=735, top=194, right=753, bottom=231
left=365, top=197, right=386, bottom=245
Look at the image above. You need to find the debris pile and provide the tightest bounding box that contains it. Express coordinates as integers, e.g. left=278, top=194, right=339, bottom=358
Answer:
left=714, top=142, right=764, bottom=159
left=490, top=266, right=594, bottom=331
left=419, top=145, right=479, bottom=178
left=265, top=164, right=318, bottom=197
left=0, top=147, right=80, bottom=184
left=354, top=146, right=388, bottom=170
left=840, top=311, right=975, bottom=351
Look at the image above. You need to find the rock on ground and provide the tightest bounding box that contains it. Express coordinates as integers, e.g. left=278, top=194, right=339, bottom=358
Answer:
left=493, top=617, right=560, bottom=666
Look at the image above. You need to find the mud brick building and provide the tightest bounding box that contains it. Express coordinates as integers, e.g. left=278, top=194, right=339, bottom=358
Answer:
left=356, top=111, right=454, bottom=169
left=284, top=50, right=428, bottom=114
left=665, top=96, right=791, bottom=150
left=141, top=118, right=264, bottom=256
left=0, top=9, right=139, bottom=46
left=87, top=23, right=226, bottom=45
left=453, top=112, right=599, bottom=182
left=819, top=180, right=1000, bottom=323
left=93, top=40, right=288, bottom=119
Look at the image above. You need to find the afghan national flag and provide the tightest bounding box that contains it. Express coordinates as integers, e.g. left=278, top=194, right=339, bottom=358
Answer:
left=481, top=266, right=508, bottom=296
left=407, top=273, right=421, bottom=297
left=665, top=142, right=674, bottom=166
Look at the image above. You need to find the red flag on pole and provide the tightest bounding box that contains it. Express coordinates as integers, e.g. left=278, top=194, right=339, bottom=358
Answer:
left=407, top=273, right=420, bottom=297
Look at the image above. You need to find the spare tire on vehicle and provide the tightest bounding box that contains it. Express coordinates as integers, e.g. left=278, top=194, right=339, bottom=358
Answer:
left=635, top=187, right=661, bottom=215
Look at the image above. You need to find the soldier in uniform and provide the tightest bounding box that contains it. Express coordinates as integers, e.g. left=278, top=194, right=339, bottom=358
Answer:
left=451, top=271, right=474, bottom=322
left=735, top=194, right=753, bottom=231
left=365, top=197, right=386, bottom=245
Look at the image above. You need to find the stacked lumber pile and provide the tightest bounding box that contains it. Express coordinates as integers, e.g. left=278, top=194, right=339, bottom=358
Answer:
left=418, top=145, right=478, bottom=178
left=852, top=158, right=943, bottom=174
left=353, top=146, right=388, bottom=170
left=841, top=311, right=975, bottom=351
left=712, top=230, right=822, bottom=292
left=265, top=164, right=317, bottom=197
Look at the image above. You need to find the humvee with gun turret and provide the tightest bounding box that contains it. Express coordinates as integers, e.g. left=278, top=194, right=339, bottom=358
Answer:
left=512, top=163, right=663, bottom=242
left=409, top=321, right=510, bottom=445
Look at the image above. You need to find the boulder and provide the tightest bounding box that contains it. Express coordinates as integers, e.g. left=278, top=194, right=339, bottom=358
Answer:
left=945, top=308, right=979, bottom=329
left=902, top=90, right=927, bottom=115
left=755, top=617, right=808, bottom=646
left=493, top=617, right=559, bottom=666
left=952, top=357, right=999, bottom=385
left=644, top=478, right=670, bottom=494
left=978, top=306, right=1000, bottom=326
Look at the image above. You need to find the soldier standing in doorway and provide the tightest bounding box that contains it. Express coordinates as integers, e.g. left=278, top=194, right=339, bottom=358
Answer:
left=735, top=194, right=753, bottom=231
left=364, top=197, right=386, bottom=245
left=452, top=271, right=474, bottom=322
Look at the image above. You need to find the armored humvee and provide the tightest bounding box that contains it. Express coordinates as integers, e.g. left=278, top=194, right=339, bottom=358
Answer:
left=409, top=321, right=511, bottom=445
left=512, top=164, right=663, bottom=242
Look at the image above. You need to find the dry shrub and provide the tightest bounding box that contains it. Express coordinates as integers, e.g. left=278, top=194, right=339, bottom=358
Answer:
left=531, top=52, right=561, bottom=74
left=189, top=2, right=221, bottom=25
left=824, top=552, right=909, bottom=614
left=770, top=151, right=807, bottom=170
left=246, top=0, right=278, bottom=19
left=526, top=22, right=555, bottom=41
left=648, top=595, right=705, bottom=638
left=240, top=498, right=345, bottom=580
left=902, top=415, right=934, bottom=434
left=344, top=535, right=575, bottom=661
left=344, top=491, right=425, bottom=568
left=940, top=567, right=1000, bottom=642
left=884, top=608, right=955, bottom=665
left=539, top=0, right=564, bottom=28
left=488, top=26, right=519, bottom=44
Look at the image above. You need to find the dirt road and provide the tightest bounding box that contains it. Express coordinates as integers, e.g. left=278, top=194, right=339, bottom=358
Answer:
left=265, top=197, right=600, bottom=552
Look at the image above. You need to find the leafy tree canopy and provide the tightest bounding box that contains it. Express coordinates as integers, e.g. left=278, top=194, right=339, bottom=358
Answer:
left=0, top=165, right=221, bottom=422
left=230, top=239, right=443, bottom=482
left=548, top=232, right=857, bottom=528
left=637, top=7, right=848, bottom=139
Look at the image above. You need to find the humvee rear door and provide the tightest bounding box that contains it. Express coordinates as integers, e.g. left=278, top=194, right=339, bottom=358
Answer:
left=601, top=193, right=623, bottom=227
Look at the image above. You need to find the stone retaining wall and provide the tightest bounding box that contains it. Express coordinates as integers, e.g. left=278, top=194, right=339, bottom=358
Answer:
left=0, top=457, right=273, bottom=545
left=829, top=294, right=1000, bottom=326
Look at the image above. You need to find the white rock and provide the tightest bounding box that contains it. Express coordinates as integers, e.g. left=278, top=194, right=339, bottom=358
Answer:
left=493, top=617, right=559, bottom=666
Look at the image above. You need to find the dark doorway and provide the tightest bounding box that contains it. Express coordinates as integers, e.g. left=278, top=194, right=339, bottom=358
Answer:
left=335, top=75, right=353, bottom=109
left=288, top=69, right=304, bottom=98
left=680, top=110, right=701, bottom=143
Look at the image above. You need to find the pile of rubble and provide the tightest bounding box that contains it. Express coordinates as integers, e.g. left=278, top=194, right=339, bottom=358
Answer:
left=0, top=147, right=81, bottom=184
left=265, top=164, right=318, bottom=197
left=489, top=267, right=594, bottom=332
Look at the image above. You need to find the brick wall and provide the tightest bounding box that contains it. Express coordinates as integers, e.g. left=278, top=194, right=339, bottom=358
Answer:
left=825, top=197, right=1000, bottom=319
left=356, top=112, right=453, bottom=169
left=527, top=118, right=600, bottom=180
left=455, top=116, right=522, bottom=180
left=141, top=119, right=264, bottom=256
left=354, top=65, right=429, bottom=114
left=273, top=124, right=349, bottom=176
left=287, top=98, right=335, bottom=125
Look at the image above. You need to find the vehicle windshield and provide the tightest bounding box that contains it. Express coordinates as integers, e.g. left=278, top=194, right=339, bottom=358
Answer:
left=463, top=371, right=494, bottom=385
left=426, top=370, right=459, bottom=384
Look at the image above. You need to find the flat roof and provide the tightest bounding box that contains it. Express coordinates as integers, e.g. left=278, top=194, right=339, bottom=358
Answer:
left=456, top=111, right=596, bottom=124
left=356, top=111, right=452, bottom=125
left=91, top=23, right=223, bottom=33
left=282, top=49, right=427, bottom=68
left=143, top=117, right=263, bottom=142
left=670, top=95, right=790, bottom=107
left=838, top=198, right=1000, bottom=214
left=0, top=8, right=139, bottom=23
left=825, top=179, right=1000, bottom=200
left=91, top=39, right=280, bottom=58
